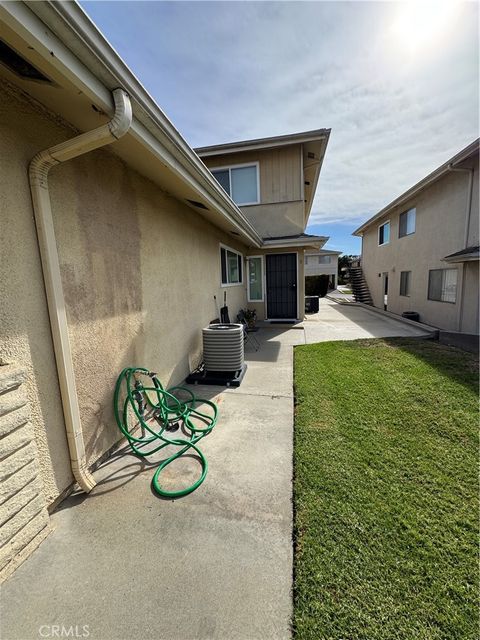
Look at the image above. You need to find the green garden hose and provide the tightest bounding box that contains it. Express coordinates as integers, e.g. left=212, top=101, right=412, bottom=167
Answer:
left=113, top=367, right=218, bottom=498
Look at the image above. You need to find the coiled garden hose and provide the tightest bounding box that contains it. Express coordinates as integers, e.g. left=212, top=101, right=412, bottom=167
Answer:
left=113, top=367, right=218, bottom=498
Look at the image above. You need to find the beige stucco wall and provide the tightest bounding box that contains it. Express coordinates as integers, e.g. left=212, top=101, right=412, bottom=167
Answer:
left=241, top=201, right=305, bottom=238
left=460, top=261, right=479, bottom=334
left=246, top=248, right=305, bottom=321
left=361, top=160, right=479, bottom=333
left=201, top=146, right=305, bottom=238
left=0, top=82, right=248, bottom=505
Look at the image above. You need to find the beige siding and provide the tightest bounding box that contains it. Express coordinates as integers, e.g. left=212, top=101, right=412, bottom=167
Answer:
left=0, top=82, right=248, bottom=505
left=361, top=163, right=479, bottom=333
left=202, top=145, right=302, bottom=204
left=201, top=145, right=305, bottom=237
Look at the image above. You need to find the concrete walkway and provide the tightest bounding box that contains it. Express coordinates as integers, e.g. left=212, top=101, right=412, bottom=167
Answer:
left=1, top=300, right=431, bottom=640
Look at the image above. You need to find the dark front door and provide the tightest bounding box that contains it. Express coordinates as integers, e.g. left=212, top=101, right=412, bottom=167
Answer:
left=266, top=253, right=297, bottom=319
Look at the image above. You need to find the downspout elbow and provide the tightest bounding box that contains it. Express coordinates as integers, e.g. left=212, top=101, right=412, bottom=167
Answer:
left=29, top=88, right=132, bottom=494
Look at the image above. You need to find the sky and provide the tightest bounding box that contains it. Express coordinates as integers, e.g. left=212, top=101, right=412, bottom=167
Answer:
left=80, top=0, right=479, bottom=254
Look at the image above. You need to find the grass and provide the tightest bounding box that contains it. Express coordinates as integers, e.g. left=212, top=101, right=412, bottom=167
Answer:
left=293, top=338, right=478, bottom=640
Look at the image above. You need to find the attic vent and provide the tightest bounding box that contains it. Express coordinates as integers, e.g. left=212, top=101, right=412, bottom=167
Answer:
left=0, top=40, right=51, bottom=82
left=307, top=152, right=316, bottom=159
left=187, top=199, right=209, bottom=210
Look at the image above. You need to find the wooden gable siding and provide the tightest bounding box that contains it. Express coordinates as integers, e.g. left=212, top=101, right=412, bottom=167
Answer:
left=201, top=145, right=302, bottom=205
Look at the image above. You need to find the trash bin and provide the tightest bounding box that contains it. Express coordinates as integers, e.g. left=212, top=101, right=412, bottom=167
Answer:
left=305, top=296, right=319, bottom=314
left=402, top=311, right=420, bottom=322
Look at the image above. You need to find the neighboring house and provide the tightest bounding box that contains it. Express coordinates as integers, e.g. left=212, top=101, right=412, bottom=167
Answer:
left=353, top=140, right=479, bottom=334
left=304, top=249, right=341, bottom=289
left=196, top=130, right=330, bottom=321
left=0, top=2, right=330, bottom=576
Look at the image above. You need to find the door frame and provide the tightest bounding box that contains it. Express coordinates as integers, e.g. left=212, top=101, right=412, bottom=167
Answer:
left=265, top=251, right=299, bottom=321
left=382, top=271, right=389, bottom=310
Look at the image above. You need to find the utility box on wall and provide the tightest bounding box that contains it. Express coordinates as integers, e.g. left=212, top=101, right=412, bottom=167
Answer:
left=0, top=365, right=50, bottom=582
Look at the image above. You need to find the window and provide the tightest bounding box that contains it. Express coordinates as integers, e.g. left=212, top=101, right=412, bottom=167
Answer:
left=428, top=268, right=457, bottom=303
left=212, top=164, right=259, bottom=205
left=220, top=246, right=243, bottom=285
left=378, top=221, right=390, bottom=245
left=399, top=208, right=416, bottom=237
left=247, top=257, right=263, bottom=301
left=306, top=255, right=331, bottom=265
left=399, top=271, right=411, bottom=296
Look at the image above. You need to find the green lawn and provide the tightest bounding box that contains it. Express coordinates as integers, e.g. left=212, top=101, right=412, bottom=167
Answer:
left=293, top=338, right=478, bottom=640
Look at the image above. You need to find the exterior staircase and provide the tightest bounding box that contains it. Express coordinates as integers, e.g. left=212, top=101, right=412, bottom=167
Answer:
left=347, top=265, right=373, bottom=305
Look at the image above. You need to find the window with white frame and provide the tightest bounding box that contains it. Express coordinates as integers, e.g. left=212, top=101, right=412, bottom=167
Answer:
left=428, top=268, right=457, bottom=303
left=399, top=208, right=416, bottom=237
left=399, top=271, right=411, bottom=296
left=247, top=257, right=263, bottom=301
left=211, top=164, right=259, bottom=205
left=220, top=246, right=243, bottom=285
left=318, top=255, right=332, bottom=264
left=378, top=221, right=390, bottom=245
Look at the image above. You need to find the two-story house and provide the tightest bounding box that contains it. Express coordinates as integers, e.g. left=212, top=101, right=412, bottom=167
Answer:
left=196, top=130, right=330, bottom=321
left=0, top=2, right=333, bottom=576
left=304, top=249, right=341, bottom=290
left=353, top=140, right=479, bottom=334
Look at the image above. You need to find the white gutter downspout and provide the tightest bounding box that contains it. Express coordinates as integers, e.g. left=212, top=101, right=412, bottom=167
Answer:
left=29, top=88, right=132, bottom=493
left=447, top=163, right=474, bottom=332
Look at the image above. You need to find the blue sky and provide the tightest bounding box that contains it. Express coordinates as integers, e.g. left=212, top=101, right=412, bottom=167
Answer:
left=80, top=1, right=478, bottom=254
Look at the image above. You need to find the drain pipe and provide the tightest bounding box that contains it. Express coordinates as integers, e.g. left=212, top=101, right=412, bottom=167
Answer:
left=448, top=163, right=474, bottom=248
left=447, top=163, right=474, bottom=332
left=29, top=89, right=132, bottom=493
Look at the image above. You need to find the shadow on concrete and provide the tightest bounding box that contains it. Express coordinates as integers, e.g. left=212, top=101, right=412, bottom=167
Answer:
left=307, top=300, right=431, bottom=338
left=381, top=337, right=479, bottom=394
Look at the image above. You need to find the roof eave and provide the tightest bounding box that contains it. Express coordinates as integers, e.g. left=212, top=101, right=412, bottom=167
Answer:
left=353, top=138, right=480, bottom=236
left=3, top=0, right=262, bottom=248
left=443, top=252, right=480, bottom=263
left=195, top=128, right=331, bottom=157
left=262, top=235, right=328, bottom=250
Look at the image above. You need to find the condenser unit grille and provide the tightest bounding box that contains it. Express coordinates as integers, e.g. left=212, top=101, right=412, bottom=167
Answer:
left=202, top=323, right=244, bottom=372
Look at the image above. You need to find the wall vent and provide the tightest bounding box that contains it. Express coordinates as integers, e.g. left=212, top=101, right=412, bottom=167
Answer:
left=0, top=40, right=51, bottom=83
left=186, top=199, right=209, bottom=210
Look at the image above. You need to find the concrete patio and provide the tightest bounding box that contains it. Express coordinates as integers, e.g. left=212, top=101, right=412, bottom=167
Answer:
left=1, top=300, right=431, bottom=640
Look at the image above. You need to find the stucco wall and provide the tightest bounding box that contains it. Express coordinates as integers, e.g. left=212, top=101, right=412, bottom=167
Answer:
left=241, top=201, right=305, bottom=237
left=0, top=82, right=248, bottom=504
left=361, top=165, right=479, bottom=332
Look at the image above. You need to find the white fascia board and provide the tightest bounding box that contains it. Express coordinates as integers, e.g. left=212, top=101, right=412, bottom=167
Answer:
left=263, top=236, right=328, bottom=250
left=353, top=138, right=480, bottom=237
left=0, top=1, right=262, bottom=247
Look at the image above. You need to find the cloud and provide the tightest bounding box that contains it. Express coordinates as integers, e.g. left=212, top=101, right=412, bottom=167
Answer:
left=82, top=0, right=478, bottom=230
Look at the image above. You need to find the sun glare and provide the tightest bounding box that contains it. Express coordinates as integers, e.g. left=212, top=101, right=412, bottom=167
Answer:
left=392, top=1, right=459, bottom=55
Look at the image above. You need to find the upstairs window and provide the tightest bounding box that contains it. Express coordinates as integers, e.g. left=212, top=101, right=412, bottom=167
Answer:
left=399, top=208, right=416, bottom=237
left=212, top=164, right=259, bottom=205
left=378, top=221, right=390, bottom=246
left=220, top=246, right=243, bottom=285
left=428, top=268, right=457, bottom=303
left=318, top=256, right=332, bottom=264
